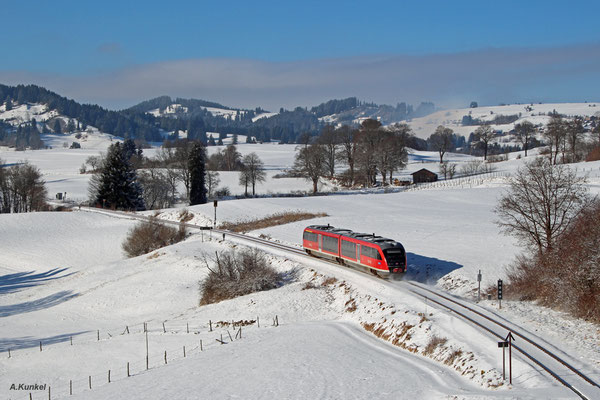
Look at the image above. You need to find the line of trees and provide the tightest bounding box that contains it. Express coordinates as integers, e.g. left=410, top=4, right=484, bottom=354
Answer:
left=293, top=119, right=410, bottom=193
left=0, top=160, right=47, bottom=213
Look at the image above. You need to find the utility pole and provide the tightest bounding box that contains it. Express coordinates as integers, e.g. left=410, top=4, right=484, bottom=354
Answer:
left=477, top=270, right=482, bottom=302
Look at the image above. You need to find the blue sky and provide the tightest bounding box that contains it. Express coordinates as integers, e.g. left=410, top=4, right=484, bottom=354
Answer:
left=2, top=0, right=600, bottom=109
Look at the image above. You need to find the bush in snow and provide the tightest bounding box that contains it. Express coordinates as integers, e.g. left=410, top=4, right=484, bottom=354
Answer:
left=199, top=248, right=284, bottom=305
left=122, top=218, right=186, bottom=258
left=506, top=199, right=600, bottom=323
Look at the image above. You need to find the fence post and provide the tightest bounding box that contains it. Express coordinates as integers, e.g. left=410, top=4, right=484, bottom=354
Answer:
left=164, top=350, right=167, bottom=364
left=127, top=362, right=130, bottom=377
left=183, top=346, right=186, bottom=357
left=257, top=316, right=260, bottom=328
left=48, top=386, right=51, bottom=400
left=97, top=330, right=99, bottom=341
left=200, top=339, right=203, bottom=351
left=89, top=376, right=92, bottom=389
left=163, top=322, right=166, bottom=333
left=209, top=320, right=212, bottom=332
left=70, top=380, right=72, bottom=395
left=187, top=322, right=189, bottom=334
left=70, top=336, right=72, bottom=346
left=108, top=369, right=111, bottom=383
left=227, top=330, right=233, bottom=341
left=40, top=341, right=42, bottom=352
left=7, top=349, right=10, bottom=358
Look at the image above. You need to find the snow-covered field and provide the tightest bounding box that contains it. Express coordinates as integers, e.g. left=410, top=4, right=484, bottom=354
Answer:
left=2, top=111, right=600, bottom=399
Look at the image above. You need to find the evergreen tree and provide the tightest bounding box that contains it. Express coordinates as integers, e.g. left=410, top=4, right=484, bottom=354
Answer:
left=95, top=142, right=145, bottom=210
left=66, top=119, right=76, bottom=133
left=52, top=119, right=62, bottom=134
left=188, top=142, right=207, bottom=205
left=208, top=136, right=216, bottom=146
left=4, top=97, right=12, bottom=111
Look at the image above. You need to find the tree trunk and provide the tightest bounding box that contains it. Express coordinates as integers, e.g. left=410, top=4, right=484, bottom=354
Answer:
left=312, top=178, right=318, bottom=194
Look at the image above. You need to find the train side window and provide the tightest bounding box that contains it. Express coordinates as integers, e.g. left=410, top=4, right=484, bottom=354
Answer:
left=303, top=231, right=317, bottom=242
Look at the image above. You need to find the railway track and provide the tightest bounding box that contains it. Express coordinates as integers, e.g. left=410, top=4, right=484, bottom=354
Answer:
left=81, top=207, right=600, bottom=399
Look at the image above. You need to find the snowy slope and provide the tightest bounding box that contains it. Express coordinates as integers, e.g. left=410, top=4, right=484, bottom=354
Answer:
left=407, top=102, right=600, bottom=139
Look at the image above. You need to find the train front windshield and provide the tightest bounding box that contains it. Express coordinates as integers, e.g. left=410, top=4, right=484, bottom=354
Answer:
left=383, top=248, right=406, bottom=269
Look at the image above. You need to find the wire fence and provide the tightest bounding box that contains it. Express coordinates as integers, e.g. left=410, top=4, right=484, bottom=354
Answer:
left=405, top=171, right=512, bottom=192
left=3, top=315, right=280, bottom=400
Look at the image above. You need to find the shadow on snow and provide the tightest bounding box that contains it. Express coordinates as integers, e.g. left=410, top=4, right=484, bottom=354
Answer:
left=0, top=290, right=79, bottom=318
left=0, top=268, right=73, bottom=295
left=0, top=331, right=89, bottom=352
left=404, top=253, right=462, bottom=284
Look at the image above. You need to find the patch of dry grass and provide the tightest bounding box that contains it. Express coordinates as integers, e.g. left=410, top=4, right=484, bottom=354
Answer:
left=220, top=211, right=328, bottom=233
left=423, top=335, right=448, bottom=355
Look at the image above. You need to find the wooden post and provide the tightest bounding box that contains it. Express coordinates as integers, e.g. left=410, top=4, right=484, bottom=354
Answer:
left=239, top=327, right=242, bottom=339
left=145, top=330, right=149, bottom=370
left=220, top=333, right=223, bottom=344
left=200, top=339, right=203, bottom=351
left=29, top=393, right=32, bottom=400
left=7, top=349, right=10, bottom=358
left=257, top=316, right=259, bottom=328
left=183, top=345, right=186, bottom=357
left=97, top=330, right=100, bottom=341
left=108, top=369, right=111, bottom=383
left=209, top=320, right=212, bottom=332
left=70, top=380, right=72, bottom=395
left=126, top=325, right=130, bottom=334
left=163, top=322, right=166, bottom=333
left=127, top=362, right=130, bottom=377
left=164, top=350, right=167, bottom=364
left=276, top=315, right=279, bottom=326
left=48, top=386, right=51, bottom=400
left=227, top=330, right=233, bottom=341
left=89, top=375, right=92, bottom=389
left=40, top=341, right=42, bottom=352
left=70, top=336, right=73, bottom=346
left=187, top=322, right=189, bottom=334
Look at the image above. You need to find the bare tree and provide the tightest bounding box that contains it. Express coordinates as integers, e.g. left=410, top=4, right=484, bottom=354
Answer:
left=238, top=165, right=251, bottom=197
left=138, top=169, right=173, bottom=210
left=293, top=143, right=328, bottom=193
left=544, top=116, right=567, bottom=165
left=206, top=170, right=220, bottom=199
left=473, top=125, right=495, bottom=161
left=335, top=125, right=358, bottom=186
left=241, top=152, right=266, bottom=196
left=318, top=125, right=339, bottom=178
left=514, top=121, right=536, bottom=157
left=0, top=161, right=47, bottom=213
left=428, top=125, right=453, bottom=163
left=386, top=123, right=410, bottom=184
left=439, top=161, right=456, bottom=180
left=223, top=144, right=242, bottom=171
left=495, top=157, right=590, bottom=253
left=356, top=119, right=382, bottom=186
left=566, top=119, right=584, bottom=163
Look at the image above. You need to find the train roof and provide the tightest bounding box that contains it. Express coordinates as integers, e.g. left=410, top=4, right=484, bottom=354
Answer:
left=306, top=225, right=404, bottom=250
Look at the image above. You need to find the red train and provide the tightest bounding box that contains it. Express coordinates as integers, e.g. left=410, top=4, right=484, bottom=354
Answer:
left=302, top=224, right=407, bottom=276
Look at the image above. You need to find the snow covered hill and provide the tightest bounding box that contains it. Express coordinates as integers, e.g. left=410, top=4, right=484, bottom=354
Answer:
left=407, top=102, right=600, bottom=139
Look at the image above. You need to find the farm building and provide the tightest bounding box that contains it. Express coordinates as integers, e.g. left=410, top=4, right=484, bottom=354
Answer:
left=411, top=168, right=438, bottom=184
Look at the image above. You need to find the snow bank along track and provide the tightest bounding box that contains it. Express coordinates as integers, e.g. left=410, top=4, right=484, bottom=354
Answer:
left=81, top=208, right=600, bottom=399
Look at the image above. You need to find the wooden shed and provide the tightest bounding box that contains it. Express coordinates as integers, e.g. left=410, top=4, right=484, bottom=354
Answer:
left=411, top=168, right=438, bottom=184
